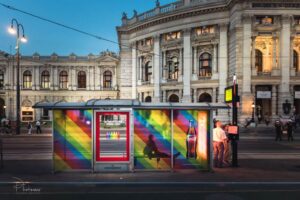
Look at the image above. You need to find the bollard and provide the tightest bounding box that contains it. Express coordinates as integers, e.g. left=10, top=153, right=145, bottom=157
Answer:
left=0, top=139, right=3, bottom=169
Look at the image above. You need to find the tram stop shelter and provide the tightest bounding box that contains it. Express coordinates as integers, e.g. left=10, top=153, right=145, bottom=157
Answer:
left=33, top=100, right=229, bottom=173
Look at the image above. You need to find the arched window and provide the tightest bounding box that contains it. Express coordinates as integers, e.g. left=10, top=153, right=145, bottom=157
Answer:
left=59, top=71, right=68, bottom=89
left=144, top=96, right=152, bottom=102
left=255, top=49, right=263, bottom=72
left=198, top=93, right=212, bottom=103
left=77, top=71, right=86, bottom=89
left=168, top=94, right=179, bottom=103
left=23, top=70, right=32, bottom=89
left=294, top=50, right=299, bottom=71
left=41, top=70, right=50, bottom=89
left=0, top=70, right=4, bottom=89
left=144, top=61, right=152, bottom=82
left=199, top=53, right=212, bottom=77
left=103, top=71, right=112, bottom=88
left=168, top=57, right=179, bottom=80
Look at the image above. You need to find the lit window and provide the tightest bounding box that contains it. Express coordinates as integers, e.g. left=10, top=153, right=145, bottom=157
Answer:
left=199, top=53, right=212, bottom=77
left=167, top=57, right=179, bottom=80
left=103, top=71, right=112, bottom=88
left=59, top=71, right=68, bottom=89
left=23, top=70, right=32, bottom=89
left=41, top=70, right=50, bottom=89
left=256, top=16, right=273, bottom=25
left=196, top=26, right=215, bottom=35
left=255, top=49, right=263, bottom=72
left=165, top=31, right=181, bottom=41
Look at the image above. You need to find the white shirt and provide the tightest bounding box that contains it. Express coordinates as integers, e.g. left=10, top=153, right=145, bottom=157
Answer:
left=213, top=127, right=227, bottom=142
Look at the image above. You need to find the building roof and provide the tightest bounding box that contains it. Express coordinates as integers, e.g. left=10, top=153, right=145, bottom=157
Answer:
left=33, top=99, right=229, bottom=110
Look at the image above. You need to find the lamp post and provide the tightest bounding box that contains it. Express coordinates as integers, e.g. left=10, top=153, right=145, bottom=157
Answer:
left=251, top=102, right=255, bottom=122
left=8, top=19, right=28, bottom=135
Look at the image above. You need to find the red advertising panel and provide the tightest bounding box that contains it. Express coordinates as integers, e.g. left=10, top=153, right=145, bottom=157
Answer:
left=95, top=112, right=130, bottom=162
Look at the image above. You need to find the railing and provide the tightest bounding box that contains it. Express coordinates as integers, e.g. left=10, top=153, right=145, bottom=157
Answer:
left=125, top=0, right=225, bottom=25
left=199, top=68, right=212, bottom=77
left=0, top=139, right=3, bottom=169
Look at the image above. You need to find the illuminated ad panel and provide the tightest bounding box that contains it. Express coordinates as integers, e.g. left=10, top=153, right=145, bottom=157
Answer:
left=134, top=110, right=171, bottom=170
left=53, top=110, right=92, bottom=171
left=173, top=110, right=209, bottom=170
left=95, top=112, right=130, bottom=162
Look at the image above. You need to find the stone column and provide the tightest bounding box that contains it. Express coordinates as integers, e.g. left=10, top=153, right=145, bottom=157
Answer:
left=90, top=66, right=95, bottom=91
left=132, top=42, right=137, bottom=99
left=272, top=35, right=280, bottom=76
left=95, top=66, right=100, bottom=90
left=53, top=66, right=58, bottom=90
left=192, top=46, right=198, bottom=80
left=50, top=66, right=54, bottom=90
left=178, top=48, right=183, bottom=82
left=290, top=36, right=296, bottom=76
left=68, top=67, right=72, bottom=90
left=162, top=51, right=167, bottom=82
left=193, top=88, right=198, bottom=103
left=251, top=36, right=257, bottom=76
left=162, top=90, right=167, bottom=102
left=272, top=85, right=277, bottom=117
left=72, top=67, right=76, bottom=90
left=153, top=35, right=161, bottom=102
left=218, top=24, right=228, bottom=101
left=138, top=57, right=143, bottom=83
left=182, top=28, right=192, bottom=103
left=279, top=15, right=292, bottom=115
left=212, top=43, right=218, bottom=79
left=35, top=66, right=40, bottom=90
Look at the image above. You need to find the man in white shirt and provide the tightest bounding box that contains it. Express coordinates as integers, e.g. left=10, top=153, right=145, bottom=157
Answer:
left=213, top=121, right=227, bottom=168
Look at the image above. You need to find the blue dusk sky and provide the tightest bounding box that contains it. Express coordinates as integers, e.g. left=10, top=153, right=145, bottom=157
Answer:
left=0, top=0, right=176, bottom=56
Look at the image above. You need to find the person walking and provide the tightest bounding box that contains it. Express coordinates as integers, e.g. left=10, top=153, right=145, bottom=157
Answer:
left=27, top=122, right=32, bottom=135
left=274, top=120, right=282, bottom=141
left=213, top=121, right=227, bottom=168
left=36, top=120, right=42, bottom=134
left=287, top=120, right=294, bottom=142
left=223, top=124, right=231, bottom=167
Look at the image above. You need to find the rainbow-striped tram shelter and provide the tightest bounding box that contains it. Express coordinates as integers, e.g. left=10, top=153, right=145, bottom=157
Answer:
left=33, top=100, right=229, bottom=172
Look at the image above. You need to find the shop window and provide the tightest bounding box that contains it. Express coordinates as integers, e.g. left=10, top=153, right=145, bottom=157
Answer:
left=77, top=71, right=86, bottom=89
left=95, top=112, right=129, bottom=162
left=23, top=70, right=32, bottom=89
left=255, top=49, right=263, bottom=72
left=0, top=70, right=4, bottom=90
left=199, top=53, right=212, bottom=77
left=59, top=71, right=68, bottom=89
left=41, top=70, right=50, bottom=89
left=167, top=57, right=179, bottom=80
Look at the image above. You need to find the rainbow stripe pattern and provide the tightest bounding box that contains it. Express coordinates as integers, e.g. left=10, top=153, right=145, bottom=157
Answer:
left=53, top=110, right=92, bottom=171
left=173, top=110, right=209, bottom=170
left=106, top=131, right=120, bottom=140
left=134, top=110, right=171, bottom=170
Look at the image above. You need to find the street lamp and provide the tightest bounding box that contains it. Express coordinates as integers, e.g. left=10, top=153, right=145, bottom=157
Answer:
left=7, top=19, right=28, bottom=135
left=251, top=102, right=255, bottom=122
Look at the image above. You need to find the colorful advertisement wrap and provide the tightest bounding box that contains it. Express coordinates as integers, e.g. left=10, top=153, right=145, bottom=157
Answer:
left=53, top=110, right=92, bottom=171
left=134, top=110, right=171, bottom=170
left=173, top=110, right=209, bottom=170
left=95, top=112, right=130, bottom=162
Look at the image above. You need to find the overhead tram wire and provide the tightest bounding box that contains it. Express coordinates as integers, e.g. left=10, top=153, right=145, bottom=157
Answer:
left=0, top=2, right=296, bottom=60
left=0, top=2, right=159, bottom=57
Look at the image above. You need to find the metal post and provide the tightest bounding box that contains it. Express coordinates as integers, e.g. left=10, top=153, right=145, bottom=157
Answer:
left=16, top=37, right=20, bottom=135
left=231, top=74, right=238, bottom=167
left=0, top=139, right=3, bottom=169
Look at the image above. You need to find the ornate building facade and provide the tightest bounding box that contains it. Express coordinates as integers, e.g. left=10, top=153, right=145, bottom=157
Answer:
left=117, top=0, right=300, bottom=122
left=0, top=51, right=119, bottom=121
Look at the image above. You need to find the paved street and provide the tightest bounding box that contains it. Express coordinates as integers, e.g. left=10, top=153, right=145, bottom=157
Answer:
left=0, top=126, right=300, bottom=199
